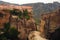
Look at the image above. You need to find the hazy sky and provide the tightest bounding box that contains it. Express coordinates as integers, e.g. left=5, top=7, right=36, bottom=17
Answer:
left=1, top=0, right=60, bottom=4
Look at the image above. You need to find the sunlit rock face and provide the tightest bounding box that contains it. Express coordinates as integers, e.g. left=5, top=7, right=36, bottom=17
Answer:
left=39, top=9, right=60, bottom=38
left=0, top=5, right=32, bottom=12
left=28, top=31, right=47, bottom=40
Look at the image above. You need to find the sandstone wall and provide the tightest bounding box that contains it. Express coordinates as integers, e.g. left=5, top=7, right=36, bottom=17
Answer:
left=39, top=9, right=60, bottom=38
left=0, top=5, right=37, bottom=40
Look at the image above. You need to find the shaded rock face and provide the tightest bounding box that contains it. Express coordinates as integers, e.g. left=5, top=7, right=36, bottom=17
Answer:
left=49, top=27, right=60, bottom=40
left=0, top=10, right=10, bottom=28
left=39, top=9, right=60, bottom=38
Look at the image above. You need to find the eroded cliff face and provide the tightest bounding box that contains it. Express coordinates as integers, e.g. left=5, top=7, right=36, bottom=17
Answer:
left=0, top=5, right=32, bottom=28
left=40, top=9, right=60, bottom=38
left=0, top=5, right=37, bottom=40
left=0, top=10, right=10, bottom=28
left=11, top=12, right=37, bottom=40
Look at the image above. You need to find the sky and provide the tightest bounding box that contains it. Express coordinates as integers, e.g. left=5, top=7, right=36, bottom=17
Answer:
left=1, top=0, right=60, bottom=5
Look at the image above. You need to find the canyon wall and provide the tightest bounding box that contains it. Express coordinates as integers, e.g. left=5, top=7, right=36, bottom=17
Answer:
left=0, top=5, right=37, bottom=40
left=40, top=9, right=60, bottom=38
left=0, top=10, right=10, bottom=28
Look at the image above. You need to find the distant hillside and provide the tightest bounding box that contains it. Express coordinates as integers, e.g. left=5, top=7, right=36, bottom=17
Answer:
left=22, top=2, right=60, bottom=19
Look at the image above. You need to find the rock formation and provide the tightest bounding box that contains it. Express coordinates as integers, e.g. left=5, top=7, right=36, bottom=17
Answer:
left=0, top=5, right=37, bottom=40
left=11, top=10, right=37, bottom=40
left=28, top=31, right=47, bottom=40
left=0, top=10, right=10, bottom=29
left=39, top=8, right=60, bottom=38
